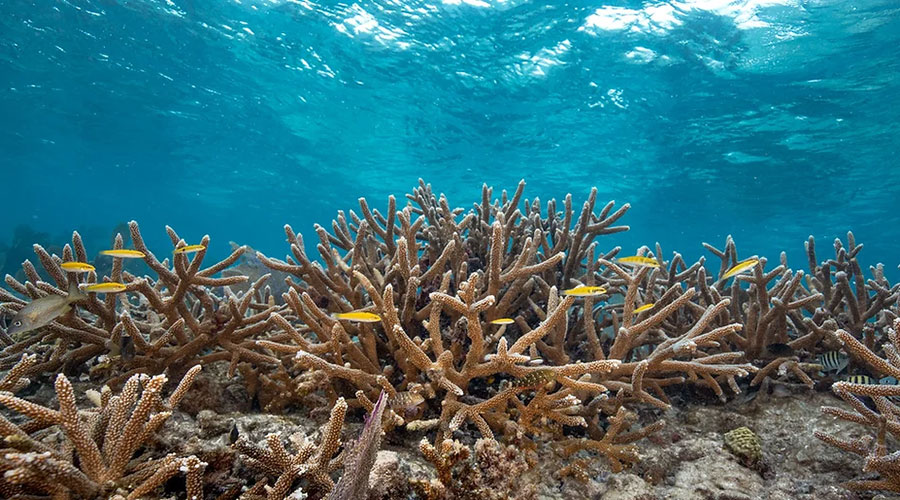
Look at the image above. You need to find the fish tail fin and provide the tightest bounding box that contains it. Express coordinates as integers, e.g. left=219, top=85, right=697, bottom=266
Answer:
left=67, top=280, right=88, bottom=303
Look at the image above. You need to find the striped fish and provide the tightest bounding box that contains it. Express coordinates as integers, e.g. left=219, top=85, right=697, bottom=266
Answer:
left=840, top=374, right=900, bottom=407
left=844, top=374, right=874, bottom=384
left=818, top=351, right=849, bottom=375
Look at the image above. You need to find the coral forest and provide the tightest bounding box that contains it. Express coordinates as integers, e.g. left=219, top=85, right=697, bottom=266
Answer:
left=0, top=180, right=898, bottom=499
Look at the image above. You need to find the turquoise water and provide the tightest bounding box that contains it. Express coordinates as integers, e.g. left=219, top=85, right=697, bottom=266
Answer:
left=1, top=0, right=898, bottom=277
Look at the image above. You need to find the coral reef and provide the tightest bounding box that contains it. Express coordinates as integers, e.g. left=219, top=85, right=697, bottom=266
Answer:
left=411, top=437, right=536, bottom=500
left=0, top=179, right=898, bottom=498
left=0, top=364, right=203, bottom=499
left=0, top=222, right=279, bottom=385
left=815, top=317, right=900, bottom=493
left=254, top=181, right=757, bottom=475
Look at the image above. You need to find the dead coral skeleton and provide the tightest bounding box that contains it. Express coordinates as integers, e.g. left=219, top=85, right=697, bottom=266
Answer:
left=0, top=365, right=204, bottom=499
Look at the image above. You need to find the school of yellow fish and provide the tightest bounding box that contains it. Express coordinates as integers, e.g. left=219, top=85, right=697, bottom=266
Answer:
left=7, top=243, right=205, bottom=336
left=1, top=250, right=783, bottom=368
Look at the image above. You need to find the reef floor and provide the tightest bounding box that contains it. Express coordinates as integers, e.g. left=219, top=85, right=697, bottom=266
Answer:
left=16, top=363, right=897, bottom=500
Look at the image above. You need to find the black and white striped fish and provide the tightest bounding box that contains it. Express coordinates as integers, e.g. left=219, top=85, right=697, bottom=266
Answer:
left=818, top=351, right=849, bottom=375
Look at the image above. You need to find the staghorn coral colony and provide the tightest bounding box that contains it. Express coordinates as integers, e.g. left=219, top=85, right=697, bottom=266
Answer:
left=0, top=179, right=898, bottom=499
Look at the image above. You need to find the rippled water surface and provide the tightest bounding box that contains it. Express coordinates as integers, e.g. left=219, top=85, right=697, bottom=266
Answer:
left=1, top=0, right=898, bottom=273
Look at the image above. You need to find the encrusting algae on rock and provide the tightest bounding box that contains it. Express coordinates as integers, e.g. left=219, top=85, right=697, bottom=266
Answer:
left=0, top=179, right=897, bottom=498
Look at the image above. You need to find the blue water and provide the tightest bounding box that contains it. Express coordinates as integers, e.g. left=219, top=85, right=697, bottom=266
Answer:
left=1, top=0, right=898, bottom=278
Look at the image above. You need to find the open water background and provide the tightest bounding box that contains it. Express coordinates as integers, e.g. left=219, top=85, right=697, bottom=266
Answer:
left=1, top=0, right=898, bottom=278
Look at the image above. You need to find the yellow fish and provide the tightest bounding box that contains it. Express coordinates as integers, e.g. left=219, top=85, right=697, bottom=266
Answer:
left=563, top=285, right=606, bottom=297
left=490, top=318, right=515, bottom=325
left=81, top=282, right=128, bottom=293
left=633, top=303, right=655, bottom=313
left=616, top=256, right=660, bottom=267
left=60, top=261, right=95, bottom=273
left=334, top=311, right=381, bottom=323
left=173, top=244, right=207, bottom=254
left=99, top=249, right=146, bottom=259
left=844, top=375, right=875, bottom=385
left=721, top=258, right=759, bottom=280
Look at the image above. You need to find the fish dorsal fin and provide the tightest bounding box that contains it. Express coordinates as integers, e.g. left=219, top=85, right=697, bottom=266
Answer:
left=67, top=280, right=88, bottom=303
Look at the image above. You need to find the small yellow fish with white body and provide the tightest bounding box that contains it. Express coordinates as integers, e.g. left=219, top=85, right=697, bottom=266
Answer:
left=100, top=249, right=146, bottom=259
left=633, top=303, right=655, bottom=314
left=80, top=282, right=128, bottom=294
left=60, top=261, right=95, bottom=273
left=563, top=285, right=606, bottom=297
left=720, top=258, right=759, bottom=281
left=616, top=256, right=660, bottom=267
left=490, top=318, right=515, bottom=325
left=333, top=311, right=382, bottom=323
left=173, top=244, right=207, bottom=254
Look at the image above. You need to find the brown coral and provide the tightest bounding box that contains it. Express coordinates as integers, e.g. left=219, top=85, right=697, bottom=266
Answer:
left=0, top=366, right=204, bottom=499
left=815, top=318, right=900, bottom=493
left=253, top=180, right=759, bottom=476
left=1, top=179, right=898, bottom=497
left=412, top=438, right=536, bottom=500
left=0, top=222, right=281, bottom=387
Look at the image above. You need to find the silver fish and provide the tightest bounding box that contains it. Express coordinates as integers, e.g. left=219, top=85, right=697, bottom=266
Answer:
left=7, top=281, right=87, bottom=337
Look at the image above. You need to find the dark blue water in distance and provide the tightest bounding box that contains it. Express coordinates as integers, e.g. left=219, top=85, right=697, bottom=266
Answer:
left=1, top=0, right=898, bottom=279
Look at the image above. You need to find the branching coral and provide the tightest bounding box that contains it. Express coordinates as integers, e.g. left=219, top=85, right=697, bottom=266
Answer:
left=0, top=365, right=204, bottom=499
left=253, top=180, right=758, bottom=474
left=0, top=222, right=281, bottom=385
left=1, top=179, right=898, bottom=497
left=805, top=233, right=899, bottom=342
left=233, top=396, right=348, bottom=499
left=815, top=318, right=900, bottom=493
left=233, top=391, right=386, bottom=500
left=412, top=437, right=536, bottom=500
left=686, top=232, right=898, bottom=390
